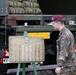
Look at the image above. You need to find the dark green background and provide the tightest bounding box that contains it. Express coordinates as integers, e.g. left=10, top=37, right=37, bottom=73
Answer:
left=38, top=0, right=76, bottom=15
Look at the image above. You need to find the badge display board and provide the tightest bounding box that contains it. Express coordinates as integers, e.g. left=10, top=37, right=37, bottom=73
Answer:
left=9, top=36, right=45, bottom=63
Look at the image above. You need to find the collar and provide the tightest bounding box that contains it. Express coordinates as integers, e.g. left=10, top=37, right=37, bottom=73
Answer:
left=59, top=27, right=66, bottom=36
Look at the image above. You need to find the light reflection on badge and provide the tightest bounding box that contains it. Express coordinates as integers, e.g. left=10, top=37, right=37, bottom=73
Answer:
left=25, top=37, right=30, bottom=43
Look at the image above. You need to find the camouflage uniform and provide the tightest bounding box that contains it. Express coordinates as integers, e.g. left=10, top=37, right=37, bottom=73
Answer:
left=57, top=27, right=76, bottom=75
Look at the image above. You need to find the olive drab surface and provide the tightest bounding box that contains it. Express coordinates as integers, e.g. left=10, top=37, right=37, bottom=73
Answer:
left=8, top=0, right=42, bottom=14
left=57, top=27, right=76, bottom=75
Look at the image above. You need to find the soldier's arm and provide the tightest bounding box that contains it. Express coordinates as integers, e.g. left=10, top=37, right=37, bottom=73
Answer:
left=58, top=34, right=70, bottom=73
left=58, top=34, right=70, bottom=66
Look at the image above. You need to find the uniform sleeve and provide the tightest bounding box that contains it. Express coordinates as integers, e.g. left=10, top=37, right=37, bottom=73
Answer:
left=58, top=35, right=70, bottom=74
left=58, top=35, right=70, bottom=66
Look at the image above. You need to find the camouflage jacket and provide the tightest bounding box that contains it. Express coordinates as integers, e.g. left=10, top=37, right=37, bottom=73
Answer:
left=57, top=27, right=75, bottom=73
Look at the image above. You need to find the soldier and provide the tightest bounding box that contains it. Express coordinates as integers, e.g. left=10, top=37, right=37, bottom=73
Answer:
left=51, top=14, right=76, bottom=75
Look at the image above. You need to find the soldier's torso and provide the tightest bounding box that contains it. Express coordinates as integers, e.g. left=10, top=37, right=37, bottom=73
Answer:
left=57, top=27, right=75, bottom=67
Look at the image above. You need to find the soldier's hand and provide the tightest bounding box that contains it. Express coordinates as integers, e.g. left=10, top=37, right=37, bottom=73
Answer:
left=55, top=67, right=61, bottom=74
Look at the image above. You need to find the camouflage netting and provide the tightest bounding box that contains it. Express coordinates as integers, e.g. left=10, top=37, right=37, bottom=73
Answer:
left=8, top=0, right=42, bottom=14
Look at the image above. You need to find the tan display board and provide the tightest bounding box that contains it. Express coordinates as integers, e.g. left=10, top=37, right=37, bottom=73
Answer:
left=9, top=36, right=45, bottom=63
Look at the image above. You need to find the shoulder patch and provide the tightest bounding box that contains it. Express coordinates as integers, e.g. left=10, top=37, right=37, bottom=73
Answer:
left=61, top=35, right=67, bottom=39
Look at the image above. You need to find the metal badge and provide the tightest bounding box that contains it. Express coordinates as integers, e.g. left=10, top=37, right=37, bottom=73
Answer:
left=25, top=37, right=30, bottom=43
